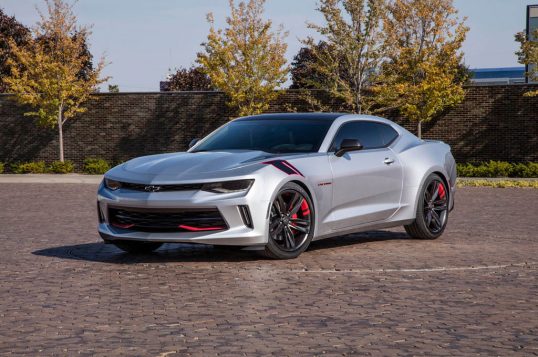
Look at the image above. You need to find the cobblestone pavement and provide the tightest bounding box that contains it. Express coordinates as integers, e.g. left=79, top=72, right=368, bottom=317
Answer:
left=0, top=184, right=537, bottom=356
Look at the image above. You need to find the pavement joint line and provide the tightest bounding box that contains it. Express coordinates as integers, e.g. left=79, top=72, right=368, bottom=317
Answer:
left=288, top=261, right=538, bottom=274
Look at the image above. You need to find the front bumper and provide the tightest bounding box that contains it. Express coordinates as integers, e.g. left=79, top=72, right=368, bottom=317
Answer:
left=97, top=182, right=270, bottom=246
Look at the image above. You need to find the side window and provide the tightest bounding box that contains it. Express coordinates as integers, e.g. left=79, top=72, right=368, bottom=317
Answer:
left=330, top=121, right=398, bottom=151
left=378, top=123, right=399, bottom=146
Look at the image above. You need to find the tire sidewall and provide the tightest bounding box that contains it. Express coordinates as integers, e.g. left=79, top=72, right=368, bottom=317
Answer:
left=415, top=173, right=449, bottom=239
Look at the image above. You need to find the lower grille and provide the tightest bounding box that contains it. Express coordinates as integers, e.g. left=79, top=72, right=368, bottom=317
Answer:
left=108, top=207, right=227, bottom=233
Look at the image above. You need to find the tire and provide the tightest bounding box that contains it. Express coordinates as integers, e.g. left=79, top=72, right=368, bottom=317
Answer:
left=112, top=241, right=163, bottom=254
left=405, top=173, right=449, bottom=240
left=261, top=182, right=315, bottom=259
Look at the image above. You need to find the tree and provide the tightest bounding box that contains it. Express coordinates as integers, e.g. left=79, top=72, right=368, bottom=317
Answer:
left=372, top=0, right=468, bottom=138
left=197, top=0, right=289, bottom=116
left=290, top=42, right=331, bottom=89
left=4, top=0, right=108, bottom=162
left=108, top=84, right=119, bottom=93
left=0, top=8, right=31, bottom=93
left=516, top=29, right=538, bottom=97
left=301, top=0, right=386, bottom=113
left=166, top=66, right=213, bottom=91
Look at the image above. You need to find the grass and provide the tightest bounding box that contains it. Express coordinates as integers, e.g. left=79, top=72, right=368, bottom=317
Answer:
left=457, top=179, right=538, bottom=188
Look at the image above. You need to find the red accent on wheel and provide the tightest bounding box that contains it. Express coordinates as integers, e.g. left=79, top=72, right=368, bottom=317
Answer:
left=300, top=199, right=310, bottom=216
left=438, top=183, right=446, bottom=199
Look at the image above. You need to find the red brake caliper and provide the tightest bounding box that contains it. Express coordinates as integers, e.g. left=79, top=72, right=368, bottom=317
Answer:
left=290, top=200, right=310, bottom=232
left=438, top=183, right=446, bottom=199
left=300, top=200, right=310, bottom=216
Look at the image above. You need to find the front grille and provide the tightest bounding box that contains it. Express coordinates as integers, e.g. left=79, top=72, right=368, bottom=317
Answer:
left=121, top=182, right=203, bottom=192
left=108, top=207, right=227, bottom=233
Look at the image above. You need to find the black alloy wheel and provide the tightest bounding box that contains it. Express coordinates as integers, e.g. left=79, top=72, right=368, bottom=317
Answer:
left=405, top=173, right=449, bottom=239
left=262, top=182, right=315, bottom=259
left=422, top=179, right=449, bottom=233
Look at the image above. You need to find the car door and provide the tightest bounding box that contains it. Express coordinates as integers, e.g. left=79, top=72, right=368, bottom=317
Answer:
left=327, top=121, right=403, bottom=229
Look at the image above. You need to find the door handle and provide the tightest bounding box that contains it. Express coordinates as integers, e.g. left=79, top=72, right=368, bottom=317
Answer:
left=384, top=158, right=395, bottom=165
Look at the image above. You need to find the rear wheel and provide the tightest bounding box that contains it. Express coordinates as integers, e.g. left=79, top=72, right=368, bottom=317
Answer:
left=112, top=241, right=163, bottom=254
left=405, top=174, right=449, bottom=239
left=262, top=182, right=315, bottom=259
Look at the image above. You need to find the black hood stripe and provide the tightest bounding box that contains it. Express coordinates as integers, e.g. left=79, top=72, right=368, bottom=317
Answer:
left=262, top=160, right=304, bottom=177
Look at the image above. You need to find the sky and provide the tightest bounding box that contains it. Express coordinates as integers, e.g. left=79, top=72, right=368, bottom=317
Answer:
left=1, top=0, right=536, bottom=92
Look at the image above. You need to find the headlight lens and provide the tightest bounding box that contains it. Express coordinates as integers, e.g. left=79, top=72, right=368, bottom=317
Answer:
left=201, top=179, right=254, bottom=193
left=104, top=178, right=122, bottom=191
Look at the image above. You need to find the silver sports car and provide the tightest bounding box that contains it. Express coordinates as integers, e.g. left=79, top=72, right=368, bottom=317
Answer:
left=97, top=113, right=456, bottom=259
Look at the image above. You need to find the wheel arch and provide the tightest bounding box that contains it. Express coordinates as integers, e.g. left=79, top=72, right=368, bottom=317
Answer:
left=266, top=177, right=319, bottom=236
left=412, top=168, right=451, bottom=215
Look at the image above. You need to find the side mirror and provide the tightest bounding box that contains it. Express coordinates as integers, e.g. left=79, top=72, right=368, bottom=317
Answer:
left=188, top=138, right=200, bottom=149
left=335, top=139, right=363, bottom=157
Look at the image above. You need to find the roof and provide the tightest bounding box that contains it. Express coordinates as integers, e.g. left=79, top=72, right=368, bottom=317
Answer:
left=235, top=113, right=348, bottom=122
left=470, top=67, right=525, bottom=80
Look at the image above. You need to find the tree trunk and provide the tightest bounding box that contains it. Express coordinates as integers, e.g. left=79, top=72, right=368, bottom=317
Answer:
left=417, top=120, right=422, bottom=139
left=58, top=104, right=64, bottom=162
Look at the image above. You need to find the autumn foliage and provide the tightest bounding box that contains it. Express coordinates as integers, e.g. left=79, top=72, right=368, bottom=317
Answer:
left=372, top=0, right=468, bottom=137
left=516, top=29, right=538, bottom=97
left=4, top=0, right=108, bottom=161
left=197, top=0, right=288, bottom=116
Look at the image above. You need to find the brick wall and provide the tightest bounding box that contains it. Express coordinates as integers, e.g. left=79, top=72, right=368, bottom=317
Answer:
left=0, top=85, right=537, bottom=167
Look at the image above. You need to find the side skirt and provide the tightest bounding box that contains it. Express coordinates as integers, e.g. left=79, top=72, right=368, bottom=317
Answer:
left=313, top=219, right=415, bottom=241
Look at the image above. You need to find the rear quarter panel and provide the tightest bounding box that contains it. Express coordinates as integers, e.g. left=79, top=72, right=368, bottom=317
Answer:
left=390, top=139, right=456, bottom=221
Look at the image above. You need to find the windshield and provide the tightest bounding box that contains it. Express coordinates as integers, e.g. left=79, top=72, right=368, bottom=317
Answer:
left=191, top=119, right=333, bottom=154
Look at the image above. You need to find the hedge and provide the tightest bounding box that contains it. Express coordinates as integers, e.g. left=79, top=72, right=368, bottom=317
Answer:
left=457, top=161, right=538, bottom=178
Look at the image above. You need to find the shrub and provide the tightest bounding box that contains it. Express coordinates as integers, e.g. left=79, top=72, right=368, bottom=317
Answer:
left=457, top=179, right=538, bottom=189
left=49, top=160, right=75, bottom=174
left=83, top=158, right=110, bottom=175
left=457, top=161, right=538, bottom=178
left=0, top=162, right=4, bottom=174
left=11, top=161, right=47, bottom=174
left=456, top=162, right=476, bottom=177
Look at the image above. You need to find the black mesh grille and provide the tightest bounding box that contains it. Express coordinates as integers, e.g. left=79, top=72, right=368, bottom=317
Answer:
left=121, top=182, right=203, bottom=192
left=108, top=207, right=227, bottom=233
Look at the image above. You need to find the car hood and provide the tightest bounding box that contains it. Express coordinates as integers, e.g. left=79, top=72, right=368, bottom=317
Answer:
left=106, top=150, right=280, bottom=183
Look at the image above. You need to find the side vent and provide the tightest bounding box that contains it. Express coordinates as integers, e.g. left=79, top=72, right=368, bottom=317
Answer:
left=238, top=205, right=253, bottom=228
left=97, top=202, right=105, bottom=223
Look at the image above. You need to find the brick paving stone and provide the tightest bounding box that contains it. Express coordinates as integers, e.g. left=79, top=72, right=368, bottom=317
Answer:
left=0, top=184, right=537, bottom=356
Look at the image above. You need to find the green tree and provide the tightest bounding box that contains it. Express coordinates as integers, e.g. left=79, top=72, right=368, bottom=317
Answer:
left=301, top=0, right=387, bottom=113
left=165, top=66, right=213, bottom=91
left=290, top=42, right=332, bottom=89
left=4, top=0, right=108, bottom=162
left=516, top=29, right=538, bottom=97
left=108, top=84, right=119, bottom=93
left=372, top=0, right=468, bottom=138
left=197, top=0, right=289, bottom=116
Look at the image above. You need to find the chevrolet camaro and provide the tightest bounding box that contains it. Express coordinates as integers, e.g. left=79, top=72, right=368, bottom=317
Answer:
left=97, top=113, right=456, bottom=259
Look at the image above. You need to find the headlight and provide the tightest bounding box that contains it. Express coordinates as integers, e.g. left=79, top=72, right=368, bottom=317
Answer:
left=104, top=178, right=122, bottom=191
left=201, top=179, right=254, bottom=193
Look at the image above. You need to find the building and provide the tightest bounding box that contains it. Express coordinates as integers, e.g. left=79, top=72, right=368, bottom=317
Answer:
left=469, top=67, right=526, bottom=85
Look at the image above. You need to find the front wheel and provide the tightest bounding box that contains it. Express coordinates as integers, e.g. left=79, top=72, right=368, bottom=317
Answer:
left=112, top=241, right=163, bottom=254
left=405, top=173, right=449, bottom=239
left=262, top=182, right=315, bottom=259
